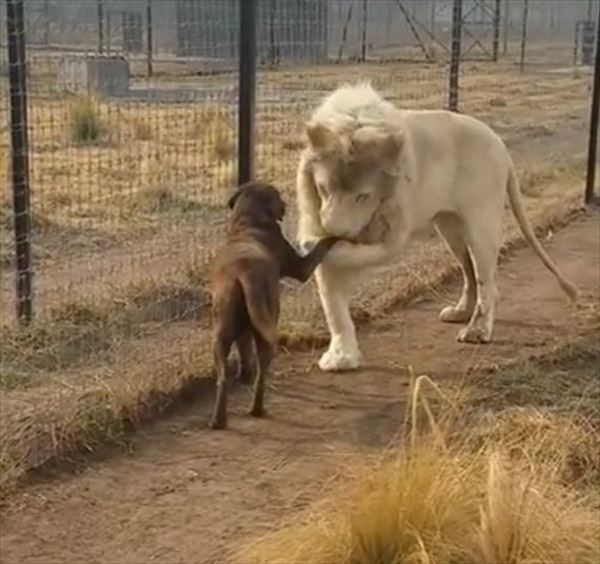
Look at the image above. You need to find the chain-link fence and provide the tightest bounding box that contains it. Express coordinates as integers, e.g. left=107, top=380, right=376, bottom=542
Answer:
left=0, top=0, right=597, bottom=383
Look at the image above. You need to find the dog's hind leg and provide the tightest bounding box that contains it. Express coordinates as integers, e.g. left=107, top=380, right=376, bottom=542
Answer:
left=250, top=333, right=274, bottom=418
left=235, top=328, right=255, bottom=384
left=435, top=213, right=477, bottom=324
left=210, top=325, right=235, bottom=430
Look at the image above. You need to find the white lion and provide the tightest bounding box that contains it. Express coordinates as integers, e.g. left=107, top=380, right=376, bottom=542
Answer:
left=296, top=82, right=578, bottom=372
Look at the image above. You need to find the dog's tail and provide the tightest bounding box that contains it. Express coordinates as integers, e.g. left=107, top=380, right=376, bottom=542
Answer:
left=237, top=273, right=278, bottom=346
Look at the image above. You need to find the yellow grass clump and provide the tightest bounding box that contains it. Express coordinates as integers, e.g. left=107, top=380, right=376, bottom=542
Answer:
left=69, top=94, right=105, bottom=144
left=239, top=376, right=600, bottom=564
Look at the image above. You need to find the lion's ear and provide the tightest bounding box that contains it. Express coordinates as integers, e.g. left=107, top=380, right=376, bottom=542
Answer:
left=305, top=122, right=338, bottom=151
left=352, top=127, right=404, bottom=172
left=353, top=127, right=403, bottom=157
left=379, top=131, right=404, bottom=164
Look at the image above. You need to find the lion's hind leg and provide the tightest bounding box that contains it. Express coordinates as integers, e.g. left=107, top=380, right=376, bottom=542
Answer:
left=435, top=213, right=477, bottom=324
left=456, top=212, right=503, bottom=344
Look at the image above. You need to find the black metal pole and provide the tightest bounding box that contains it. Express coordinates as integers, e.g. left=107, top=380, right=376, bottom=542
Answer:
left=43, top=0, right=50, bottom=46
left=238, top=0, right=257, bottom=185
left=519, top=0, right=528, bottom=72
left=6, top=0, right=33, bottom=324
left=584, top=6, right=600, bottom=205
left=97, top=0, right=104, bottom=54
left=147, top=0, right=153, bottom=77
left=106, top=9, right=111, bottom=54
left=448, top=0, right=462, bottom=112
left=492, top=0, right=501, bottom=62
left=361, top=0, right=367, bottom=62
left=502, top=0, right=509, bottom=54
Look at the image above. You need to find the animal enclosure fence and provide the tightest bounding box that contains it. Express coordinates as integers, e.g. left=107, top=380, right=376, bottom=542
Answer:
left=1, top=0, right=598, bottom=353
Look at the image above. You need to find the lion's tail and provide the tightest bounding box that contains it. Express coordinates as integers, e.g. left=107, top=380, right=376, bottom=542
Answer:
left=506, top=161, right=578, bottom=302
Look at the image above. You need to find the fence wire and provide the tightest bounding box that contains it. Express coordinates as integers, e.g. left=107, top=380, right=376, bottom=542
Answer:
left=0, top=0, right=597, bottom=389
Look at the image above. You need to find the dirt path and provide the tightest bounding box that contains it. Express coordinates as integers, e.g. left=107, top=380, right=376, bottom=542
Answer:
left=1, top=211, right=598, bottom=564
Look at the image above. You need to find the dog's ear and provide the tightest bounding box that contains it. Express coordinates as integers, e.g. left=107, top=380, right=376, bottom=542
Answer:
left=305, top=122, right=339, bottom=151
left=227, top=188, right=242, bottom=210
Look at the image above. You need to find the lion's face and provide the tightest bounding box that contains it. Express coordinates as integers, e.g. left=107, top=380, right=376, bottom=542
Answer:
left=304, top=122, right=403, bottom=239
left=310, top=158, right=384, bottom=238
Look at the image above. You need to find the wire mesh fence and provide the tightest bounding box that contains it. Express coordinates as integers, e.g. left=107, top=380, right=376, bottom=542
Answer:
left=0, top=0, right=597, bottom=383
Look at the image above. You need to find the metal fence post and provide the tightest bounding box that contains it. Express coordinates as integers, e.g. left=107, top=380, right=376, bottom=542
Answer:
left=584, top=6, right=600, bottom=206
left=448, top=0, right=462, bottom=112
left=43, top=0, right=50, bottom=46
left=519, top=0, right=528, bottom=72
left=492, top=0, right=501, bottom=62
left=238, top=0, right=257, bottom=185
left=97, top=0, right=104, bottom=54
left=502, top=0, right=509, bottom=55
left=361, top=0, right=368, bottom=62
left=6, top=0, right=33, bottom=324
left=147, top=0, right=153, bottom=77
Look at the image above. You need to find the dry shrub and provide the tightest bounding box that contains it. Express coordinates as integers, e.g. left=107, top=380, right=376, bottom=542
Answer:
left=476, top=408, right=600, bottom=490
left=489, top=96, right=507, bottom=107
left=70, top=94, right=104, bottom=144
left=210, top=119, right=235, bottom=162
left=240, top=377, right=600, bottom=564
left=131, top=118, right=152, bottom=141
left=132, top=184, right=203, bottom=214
left=281, top=139, right=305, bottom=152
left=187, top=108, right=235, bottom=162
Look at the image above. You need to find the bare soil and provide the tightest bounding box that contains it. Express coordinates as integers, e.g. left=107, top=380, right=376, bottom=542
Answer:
left=0, top=209, right=598, bottom=564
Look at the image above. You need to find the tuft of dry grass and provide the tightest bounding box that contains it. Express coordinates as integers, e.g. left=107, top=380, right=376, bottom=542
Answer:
left=210, top=120, right=235, bottom=162
left=131, top=118, right=152, bottom=141
left=132, top=184, right=205, bottom=214
left=239, top=368, right=600, bottom=564
left=69, top=94, right=104, bottom=144
left=489, top=96, right=507, bottom=107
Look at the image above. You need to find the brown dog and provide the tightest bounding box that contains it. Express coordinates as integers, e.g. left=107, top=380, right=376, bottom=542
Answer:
left=209, top=181, right=340, bottom=430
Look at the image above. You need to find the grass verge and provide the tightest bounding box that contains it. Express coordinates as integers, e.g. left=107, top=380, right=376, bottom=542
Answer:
left=238, top=339, right=600, bottom=564
left=0, top=167, right=591, bottom=500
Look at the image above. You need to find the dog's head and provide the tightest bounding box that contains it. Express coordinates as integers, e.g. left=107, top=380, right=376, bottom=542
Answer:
left=302, top=122, right=403, bottom=238
left=227, top=181, right=286, bottom=225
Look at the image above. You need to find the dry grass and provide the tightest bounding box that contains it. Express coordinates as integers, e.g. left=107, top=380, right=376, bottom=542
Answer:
left=239, top=347, right=600, bottom=564
left=69, top=94, right=105, bottom=144
left=0, top=56, right=593, bottom=501
left=0, top=61, right=589, bottom=238
left=131, top=118, right=153, bottom=141
left=0, top=165, right=591, bottom=498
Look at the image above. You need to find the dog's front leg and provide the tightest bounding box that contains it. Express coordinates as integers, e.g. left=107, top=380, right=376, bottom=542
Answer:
left=315, top=262, right=362, bottom=372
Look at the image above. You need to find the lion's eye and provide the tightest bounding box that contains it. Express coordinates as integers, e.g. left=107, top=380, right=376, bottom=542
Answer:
left=356, top=193, right=370, bottom=203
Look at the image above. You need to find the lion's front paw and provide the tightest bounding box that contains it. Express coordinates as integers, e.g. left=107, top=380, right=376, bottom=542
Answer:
left=456, top=325, right=492, bottom=344
left=439, top=305, right=472, bottom=324
left=318, top=343, right=362, bottom=372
